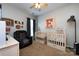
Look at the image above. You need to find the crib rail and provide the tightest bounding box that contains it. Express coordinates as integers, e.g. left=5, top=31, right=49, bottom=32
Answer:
left=47, top=31, right=66, bottom=52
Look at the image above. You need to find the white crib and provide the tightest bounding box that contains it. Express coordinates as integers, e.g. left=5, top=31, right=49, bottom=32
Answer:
left=47, top=29, right=66, bottom=52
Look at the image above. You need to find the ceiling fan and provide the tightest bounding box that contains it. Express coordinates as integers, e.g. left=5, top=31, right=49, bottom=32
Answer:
left=30, top=3, right=48, bottom=11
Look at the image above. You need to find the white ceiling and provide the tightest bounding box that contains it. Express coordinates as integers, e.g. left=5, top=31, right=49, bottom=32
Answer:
left=8, top=3, right=70, bottom=17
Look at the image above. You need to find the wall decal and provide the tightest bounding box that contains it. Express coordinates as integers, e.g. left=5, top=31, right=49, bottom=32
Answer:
left=15, top=20, right=24, bottom=29
left=16, top=25, right=20, bottom=29
left=21, top=26, right=23, bottom=28
left=15, top=21, right=18, bottom=24
left=18, top=21, right=20, bottom=24
left=22, top=22, right=24, bottom=25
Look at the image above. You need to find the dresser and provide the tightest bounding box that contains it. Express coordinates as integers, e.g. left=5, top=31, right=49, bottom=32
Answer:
left=0, top=35, right=19, bottom=56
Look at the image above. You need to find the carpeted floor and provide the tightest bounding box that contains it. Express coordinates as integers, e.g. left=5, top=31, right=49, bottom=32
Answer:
left=20, top=41, right=76, bottom=56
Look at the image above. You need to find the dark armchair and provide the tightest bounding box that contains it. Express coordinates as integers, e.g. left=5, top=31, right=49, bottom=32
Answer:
left=14, top=30, right=32, bottom=49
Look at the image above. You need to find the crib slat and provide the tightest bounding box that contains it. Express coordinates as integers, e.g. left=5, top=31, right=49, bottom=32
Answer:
left=47, top=30, right=66, bottom=52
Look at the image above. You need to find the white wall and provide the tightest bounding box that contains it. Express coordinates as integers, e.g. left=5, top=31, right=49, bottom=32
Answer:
left=2, top=4, right=36, bottom=37
left=38, top=4, right=79, bottom=48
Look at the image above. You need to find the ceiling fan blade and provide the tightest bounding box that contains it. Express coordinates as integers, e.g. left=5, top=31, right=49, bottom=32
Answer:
left=40, top=3, right=48, bottom=8
left=30, top=3, right=48, bottom=9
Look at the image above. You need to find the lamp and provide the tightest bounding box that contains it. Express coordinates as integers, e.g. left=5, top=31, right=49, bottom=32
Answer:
left=67, top=15, right=76, bottom=49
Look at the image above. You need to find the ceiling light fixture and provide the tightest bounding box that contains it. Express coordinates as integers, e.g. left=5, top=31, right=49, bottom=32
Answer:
left=31, top=3, right=48, bottom=9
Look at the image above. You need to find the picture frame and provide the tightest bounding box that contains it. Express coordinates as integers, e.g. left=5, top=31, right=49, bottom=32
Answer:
left=46, top=18, right=54, bottom=28
left=2, top=18, right=14, bottom=26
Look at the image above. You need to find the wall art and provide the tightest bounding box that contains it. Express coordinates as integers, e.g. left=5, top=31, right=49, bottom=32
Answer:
left=46, top=18, right=54, bottom=28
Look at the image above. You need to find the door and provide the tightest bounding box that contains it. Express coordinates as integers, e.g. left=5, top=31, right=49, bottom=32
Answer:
left=33, top=20, right=36, bottom=40
left=27, top=18, right=36, bottom=39
left=27, top=18, right=30, bottom=36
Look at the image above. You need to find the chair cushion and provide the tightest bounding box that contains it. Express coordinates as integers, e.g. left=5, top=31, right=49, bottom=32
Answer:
left=23, top=39, right=29, bottom=44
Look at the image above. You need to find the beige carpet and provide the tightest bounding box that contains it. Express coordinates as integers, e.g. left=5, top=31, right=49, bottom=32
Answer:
left=20, top=41, right=76, bottom=56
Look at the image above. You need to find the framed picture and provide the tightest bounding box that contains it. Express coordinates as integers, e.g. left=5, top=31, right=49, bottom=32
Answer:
left=2, top=18, right=14, bottom=26
left=46, top=18, right=54, bottom=28
left=6, top=27, right=10, bottom=32
left=6, top=20, right=10, bottom=26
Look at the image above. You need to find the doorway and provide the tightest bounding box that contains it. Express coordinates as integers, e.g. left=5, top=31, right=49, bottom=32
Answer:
left=27, top=18, right=36, bottom=40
